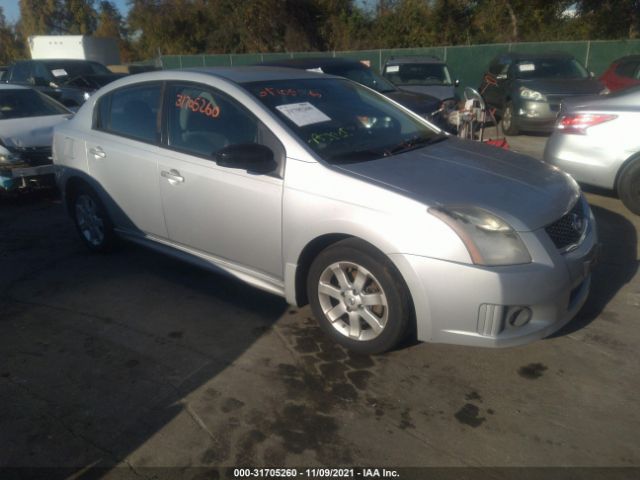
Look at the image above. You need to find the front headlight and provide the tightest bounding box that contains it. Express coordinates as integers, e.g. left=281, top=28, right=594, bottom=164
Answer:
left=0, top=150, right=22, bottom=165
left=519, top=87, right=547, bottom=102
left=429, top=206, right=531, bottom=266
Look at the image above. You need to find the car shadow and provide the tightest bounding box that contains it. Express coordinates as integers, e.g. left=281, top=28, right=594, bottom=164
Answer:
left=0, top=195, right=290, bottom=476
left=550, top=204, right=639, bottom=337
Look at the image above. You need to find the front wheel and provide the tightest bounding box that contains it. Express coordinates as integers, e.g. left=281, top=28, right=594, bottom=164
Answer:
left=307, top=239, right=413, bottom=354
left=71, top=186, right=115, bottom=252
left=501, top=101, right=519, bottom=136
left=618, top=160, right=640, bottom=215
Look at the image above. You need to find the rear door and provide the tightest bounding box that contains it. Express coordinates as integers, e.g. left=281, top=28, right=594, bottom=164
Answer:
left=84, top=82, right=168, bottom=237
left=156, top=82, right=284, bottom=278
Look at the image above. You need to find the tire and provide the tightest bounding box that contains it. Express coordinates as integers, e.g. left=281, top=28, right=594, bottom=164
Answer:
left=618, top=160, right=640, bottom=215
left=70, top=185, right=116, bottom=252
left=501, top=101, right=519, bottom=136
left=307, top=238, right=413, bottom=354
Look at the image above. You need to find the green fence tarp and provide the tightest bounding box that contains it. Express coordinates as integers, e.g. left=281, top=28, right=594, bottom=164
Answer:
left=160, top=40, right=640, bottom=91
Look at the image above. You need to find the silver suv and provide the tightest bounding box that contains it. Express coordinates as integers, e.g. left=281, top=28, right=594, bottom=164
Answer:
left=53, top=68, right=598, bottom=354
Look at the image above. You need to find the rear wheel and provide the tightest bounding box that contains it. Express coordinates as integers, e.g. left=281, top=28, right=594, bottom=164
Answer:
left=501, top=101, right=519, bottom=136
left=618, top=160, right=640, bottom=215
left=71, top=186, right=115, bottom=252
left=307, top=239, right=413, bottom=354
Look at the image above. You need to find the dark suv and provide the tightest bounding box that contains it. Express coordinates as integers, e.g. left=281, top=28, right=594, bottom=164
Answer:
left=3, top=59, right=125, bottom=109
left=479, top=52, right=605, bottom=135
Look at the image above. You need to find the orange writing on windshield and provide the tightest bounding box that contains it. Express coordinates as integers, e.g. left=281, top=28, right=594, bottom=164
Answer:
left=259, top=87, right=322, bottom=99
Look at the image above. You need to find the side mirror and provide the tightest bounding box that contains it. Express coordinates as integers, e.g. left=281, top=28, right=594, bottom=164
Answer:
left=216, top=143, right=277, bottom=174
left=454, top=79, right=460, bottom=87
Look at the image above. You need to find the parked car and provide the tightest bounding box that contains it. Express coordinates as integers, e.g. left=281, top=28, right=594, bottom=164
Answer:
left=599, top=55, right=640, bottom=93
left=479, top=52, right=606, bottom=135
left=0, top=84, right=72, bottom=193
left=53, top=67, right=598, bottom=354
left=381, top=56, right=459, bottom=101
left=3, top=59, right=125, bottom=108
left=544, top=86, right=640, bottom=214
left=259, top=57, right=442, bottom=121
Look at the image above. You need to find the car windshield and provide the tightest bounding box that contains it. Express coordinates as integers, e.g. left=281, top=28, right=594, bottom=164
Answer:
left=319, top=65, right=397, bottom=93
left=244, top=78, right=443, bottom=164
left=384, top=63, right=452, bottom=86
left=514, top=58, right=589, bottom=80
left=0, top=89, right=69, bottom=120
left=44, top=61, right=112, bottom=82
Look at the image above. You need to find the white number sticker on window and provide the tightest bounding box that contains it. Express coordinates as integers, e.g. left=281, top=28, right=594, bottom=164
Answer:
left=386, top=65, right=400, bottom=73
left=276, top=102, right=331, bottom=127
left=51, top=69, right=68, bottom=77
left=518, top=63, right=535, bottom=72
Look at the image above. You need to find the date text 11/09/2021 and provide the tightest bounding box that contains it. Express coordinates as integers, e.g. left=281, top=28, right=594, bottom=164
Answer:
left=233, top=468, right=400, bottom=478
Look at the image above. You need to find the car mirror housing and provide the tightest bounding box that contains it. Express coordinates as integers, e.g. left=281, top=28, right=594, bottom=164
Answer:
left=215, top=143, right=277, bottom=174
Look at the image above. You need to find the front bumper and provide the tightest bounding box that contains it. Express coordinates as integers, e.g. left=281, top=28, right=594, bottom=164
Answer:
left=513, top=100, right=558, bottom=132
left=0, top=164, right=56, bottom=192
left=391, top=209, right=598, bottom=348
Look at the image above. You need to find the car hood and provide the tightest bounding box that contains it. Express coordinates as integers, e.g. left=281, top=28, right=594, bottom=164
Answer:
left=396, top=85, right=456, bottom=101
left=334, top=137, right=579, bottom=231
left=384, top=89, right=441, bottom=115
left=517, top=78, right=603, bottom=95
left=0, top=115, right=70, bottom=148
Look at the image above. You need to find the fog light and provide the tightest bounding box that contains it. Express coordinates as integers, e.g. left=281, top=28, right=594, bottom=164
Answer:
left=507, top=306, right=532, bottom=327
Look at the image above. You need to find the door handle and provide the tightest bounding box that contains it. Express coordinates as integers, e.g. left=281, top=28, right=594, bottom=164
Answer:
left=89, top=147, right=106, bottom=159
left=161, top=169, right=185, bottom=184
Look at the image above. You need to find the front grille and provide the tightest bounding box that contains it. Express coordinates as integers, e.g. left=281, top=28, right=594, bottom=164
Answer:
left=14, top=146, right=53, bottom=166
left=545, top=200, right=587, bottom=251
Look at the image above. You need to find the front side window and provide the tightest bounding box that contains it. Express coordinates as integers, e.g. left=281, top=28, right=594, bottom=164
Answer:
left=0, top=89, right=70, bottom=120
left=96, top=83, right=161, bottom=143
left=245, top=78, right=441, bottom=164
left=166, top=83, right=258, bottom=158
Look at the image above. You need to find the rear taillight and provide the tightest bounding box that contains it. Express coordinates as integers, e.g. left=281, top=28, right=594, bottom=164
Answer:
left=556, top=113, right=617, bottom=135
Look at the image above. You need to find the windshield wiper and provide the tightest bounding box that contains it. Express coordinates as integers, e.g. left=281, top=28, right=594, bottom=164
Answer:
left=384, top=133, right=448, bottom=156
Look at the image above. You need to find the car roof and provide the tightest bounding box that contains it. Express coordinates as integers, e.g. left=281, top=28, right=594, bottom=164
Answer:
left=0, top=83, right=29, bottom=91
left=258, top=57, right=368, bottom=70
left=385, top=56, right=444, bottom=65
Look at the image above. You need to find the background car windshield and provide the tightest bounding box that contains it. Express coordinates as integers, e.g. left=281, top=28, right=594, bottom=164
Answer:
left=0, top=89, right=69, bottom=120
left=515, top=58, right=589, bottom=79
left=385, top=63, right=452, bottom=86
left=245, top=78, right=439, bottom=164
left=320, top=65, right=397, bottom=93
left=44, top=61, right=111, bottom=81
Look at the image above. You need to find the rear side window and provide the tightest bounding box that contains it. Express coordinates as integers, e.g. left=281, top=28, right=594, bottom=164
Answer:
left=10, top=62, right=32, bottom=82
left=615, top=61, right=640, bottom=78
left=95, top=83, right=161, bottom=144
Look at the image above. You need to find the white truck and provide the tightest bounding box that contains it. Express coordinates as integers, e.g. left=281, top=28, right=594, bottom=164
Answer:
left=28, top=35, right=120, bottom=66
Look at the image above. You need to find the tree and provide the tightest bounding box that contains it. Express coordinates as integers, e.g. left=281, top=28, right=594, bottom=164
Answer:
left=18, top=0, right=63, bottom=40
left=0, top=7, right=24, bottom=64
left=63, top=0, right=97, bottom=34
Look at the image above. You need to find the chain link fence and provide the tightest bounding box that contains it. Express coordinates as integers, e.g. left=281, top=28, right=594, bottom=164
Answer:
left=160, top=39, right=640, bottom=90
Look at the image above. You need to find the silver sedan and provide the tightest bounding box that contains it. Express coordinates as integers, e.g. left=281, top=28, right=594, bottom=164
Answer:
left=53, top=67, right=598, bottom=354
left=544, top=86, right=640, bottom=214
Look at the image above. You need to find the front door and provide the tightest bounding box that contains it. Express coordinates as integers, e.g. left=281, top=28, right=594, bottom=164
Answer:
left=157, top=82, right=284, bottom=278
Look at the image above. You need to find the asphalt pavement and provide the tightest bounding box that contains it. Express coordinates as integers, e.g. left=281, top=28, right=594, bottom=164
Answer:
left=0, top=135, right=638, bottom=479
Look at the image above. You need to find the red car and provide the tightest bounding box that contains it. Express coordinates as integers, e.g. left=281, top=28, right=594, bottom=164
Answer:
left=600, top=55, right=640, bottom=92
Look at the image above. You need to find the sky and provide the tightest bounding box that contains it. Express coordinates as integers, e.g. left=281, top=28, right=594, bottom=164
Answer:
left=0, top=0, right=130, bottom=23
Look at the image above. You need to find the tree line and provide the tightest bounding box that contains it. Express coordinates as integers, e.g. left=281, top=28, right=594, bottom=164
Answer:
left=1, top=0, right=639, bottom=65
